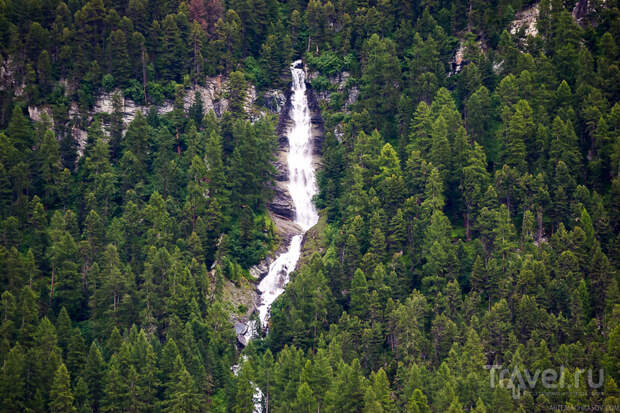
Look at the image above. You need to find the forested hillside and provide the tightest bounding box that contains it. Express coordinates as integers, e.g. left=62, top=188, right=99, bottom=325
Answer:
left=0, top=0, right=619, bottom=411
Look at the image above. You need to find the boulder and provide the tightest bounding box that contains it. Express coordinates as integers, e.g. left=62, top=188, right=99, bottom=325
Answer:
left=249, top=259, right=271, bottom=280
left=234, top=321, right=248, bottom=337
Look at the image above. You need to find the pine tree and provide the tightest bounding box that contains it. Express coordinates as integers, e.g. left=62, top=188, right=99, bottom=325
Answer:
left=364, top=228, right=386, bottom=271
left=409, top=101, right=434, bottom=157
left=256, top=349, right=274, bottom=413
left=606, top=323, right=620, bottom=385
left=462, top=142, right=490, bottom=240
left=108, top=30, right=131, bottom=87
left=7, top=106, right=34, bottom=161
left=502, top=100, right=532, bottom=173
left=30, top=317, right=63, bottom=401
left=205, top=130, right=228, bottom=203
left=0, top=344, right=26, bottom=413
left=389, top=291, right=428, bottom=363
left=292, top=381, right=317, bottom=413
left=364, top=368, right=395, bottom=412
left=327, top=359, right=364, bottom=412
left=85, top=341, right=105, bottom=411
left=213, top=10, right=243, bottom=72
left=388, top=209, right=407, bottom=253
left=232, top=360, right=255, bottom=413
left=588, top=244, right=613, bottom=315
left=49, top=363, right=76, bottom=413
left=37, top=129, right=61, bottom=206
left=301, top=348, right=332, bottom=412
left=430, top=116, right=451, bottom=181
left=122, top=111, right=151, bottom=169
left=18, top=286, right=39, bottom=346
left=159, top=15, right=184, bottom=81
left=360, top=34, right=401, bottom=139
left=227, top=71, right=247, bottom=116
left=421, top=168, right=445, bottom=213
left=73, top=377, right=92, bottom=413
left=549, top=116, right=582, bottom=176
left=164, top=355, right=202, bottom=413
left=101, top=355, right=129, bottom=413
left=189, top=23, right=205, bottom=84
left=66, top=329, right=87, bottom=381
left=408, top=388, right=431, bottom=413
left=56, top=306, right=73, bottom=355
left=99, top=244, right=130, bottom=327
left=350, top=268, right=370, bottom=319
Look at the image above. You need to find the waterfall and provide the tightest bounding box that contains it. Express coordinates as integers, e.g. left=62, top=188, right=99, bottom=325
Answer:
left=236, top=59, right=319, bottom=413
left=255, top=60, right=319, bottom=329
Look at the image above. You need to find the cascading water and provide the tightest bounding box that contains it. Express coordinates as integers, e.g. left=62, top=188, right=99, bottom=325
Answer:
left=255, top=60, right=319, bottom=329
left=235, top=60, right=319, bottom=413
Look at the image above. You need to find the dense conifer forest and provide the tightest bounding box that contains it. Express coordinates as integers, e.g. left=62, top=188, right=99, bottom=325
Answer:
left=0, top=0, right=619, bottom=411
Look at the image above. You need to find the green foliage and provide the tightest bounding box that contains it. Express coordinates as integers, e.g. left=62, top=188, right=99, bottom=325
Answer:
left=1, top=0, right=620, bottom=411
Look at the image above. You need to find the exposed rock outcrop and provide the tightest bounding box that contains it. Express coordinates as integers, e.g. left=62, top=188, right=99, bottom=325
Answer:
left=24, top=75, right=264, bottom=161
left=572, top=0, right=590, bottom=25
left=510, top=3, right=539, bottom=38
left=307, top=70, right=358, bottom=110
left=27, top=105, right=54, bottom=126
left=450, top=42, right=467, bottom=75
left=91, top=79, right=227, bottom=126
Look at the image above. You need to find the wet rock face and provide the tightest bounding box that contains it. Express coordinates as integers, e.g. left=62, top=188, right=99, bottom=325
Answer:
left=268, top=185, right=295, bottom=219
left=276, top=87, right=294, bottom=139
left=305, top=82, right=324, bottom=156
left=273, top=159, right=288, bottom=182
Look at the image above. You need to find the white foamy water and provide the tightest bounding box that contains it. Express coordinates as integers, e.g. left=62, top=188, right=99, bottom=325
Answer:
left=256, top=60, right=319, bottom=329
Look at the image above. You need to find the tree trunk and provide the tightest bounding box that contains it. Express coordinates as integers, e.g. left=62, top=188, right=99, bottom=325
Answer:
left=464, top=210, right=471, bottom=241
left=50, top=264, right=55, bottom=299
left=141, top=46, right=148, bottom=104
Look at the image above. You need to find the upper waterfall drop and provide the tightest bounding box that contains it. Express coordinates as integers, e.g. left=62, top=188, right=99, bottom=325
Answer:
left=287, top=60, right=319, bottom=232
left=255, top=60, right=319, bottom=329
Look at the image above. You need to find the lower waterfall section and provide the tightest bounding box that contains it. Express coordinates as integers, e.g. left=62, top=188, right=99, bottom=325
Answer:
left=257, top=234, right=303, bottom=326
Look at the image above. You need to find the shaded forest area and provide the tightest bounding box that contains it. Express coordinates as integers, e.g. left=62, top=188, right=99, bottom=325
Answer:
left=0, top=0, right=620, bottom=411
